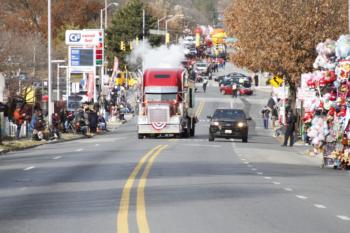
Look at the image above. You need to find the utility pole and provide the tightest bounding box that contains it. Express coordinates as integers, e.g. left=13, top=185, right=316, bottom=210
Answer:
left=48, top=0, right=52, bottom=125
left=143, top=9, right=145, bottom=39
left=33, top=46, right=36, bottom=79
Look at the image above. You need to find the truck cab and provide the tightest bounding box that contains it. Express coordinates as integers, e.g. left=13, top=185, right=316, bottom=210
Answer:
left=137, top=68, right=196, bottom=138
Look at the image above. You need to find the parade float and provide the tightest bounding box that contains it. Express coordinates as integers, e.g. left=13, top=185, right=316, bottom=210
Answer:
left=300, top=35, right=350, bottom=169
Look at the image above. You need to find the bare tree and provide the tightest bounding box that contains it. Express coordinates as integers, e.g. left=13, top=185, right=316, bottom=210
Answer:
left=225, top=0, right=347, bottom=86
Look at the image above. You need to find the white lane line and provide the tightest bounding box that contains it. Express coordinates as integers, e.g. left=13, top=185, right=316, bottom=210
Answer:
left=76, top=148, right=83, bottom=152
left=251, top=168, right=257, bottom=171
left=244, top=162, right=249, bottom=164
left=314, top=204, right=327, bottom=209
left=272, top=181, right=281, bottom=185
left=95, top=144, right=100, bottom=147
left=184, top=144, right=222, bottom=148
left=264, top=176, right=272, bottom=180
left=296, top=195, right=308, bottom=200
left=241, top=158, right=246, bottom=161
left=337, top=215, right=350, bottom=221
left=257, top=172, right=263, bottom=175
left=237, top=154, right=242, bottom=157
left=53, top=156, right=62, bottom=160
left=284, top=188, right=293, bottom=192
left=23, top=166, right=35, bottom=171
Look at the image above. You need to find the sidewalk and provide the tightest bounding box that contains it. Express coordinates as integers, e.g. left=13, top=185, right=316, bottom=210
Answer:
left=0, top=133, right=84, bottom=154
left=271, top=128, right=323, bottom=162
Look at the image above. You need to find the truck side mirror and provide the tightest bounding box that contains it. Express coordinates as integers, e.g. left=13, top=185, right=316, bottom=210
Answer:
left=246, top=117, right=252, bottom=121
left=207, top=115, right=212, bottom=119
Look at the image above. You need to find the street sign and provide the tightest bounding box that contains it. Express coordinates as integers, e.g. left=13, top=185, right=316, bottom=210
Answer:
left=65, top=30, right=100, bottom=46
left=269, top=75, right=283, bottom=87
left=150, top=29, right=166, bottom=36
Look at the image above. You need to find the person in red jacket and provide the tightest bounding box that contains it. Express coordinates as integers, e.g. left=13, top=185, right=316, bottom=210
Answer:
left=13, top=106, right=25, bottom=139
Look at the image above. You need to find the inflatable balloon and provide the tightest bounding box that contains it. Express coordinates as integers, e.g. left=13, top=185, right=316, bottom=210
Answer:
left=336, top=35, right=350, bottom=59
left=334, top=80, right=340, bottom=88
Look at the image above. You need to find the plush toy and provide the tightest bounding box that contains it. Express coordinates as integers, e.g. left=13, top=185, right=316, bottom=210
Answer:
left=325, top=70, right=336, bottom=83
left=314, top=39, right=336, bottom=69
left=319, top=77, right=327, bottom=87
left=328, top=107, right=336, bottom=116
left=303, top=112, right=313, bottom=123
left=336, top=60, right=350, bottom=81
left=307, top=79, right=316, bottom=89
left=329, top=91, right=337, bottom=101
left=338, top=106, right=347, bottom=117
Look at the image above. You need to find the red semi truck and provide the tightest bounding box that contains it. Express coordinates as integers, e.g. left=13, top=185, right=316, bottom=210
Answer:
left=137, top=68, right=197, bottom=139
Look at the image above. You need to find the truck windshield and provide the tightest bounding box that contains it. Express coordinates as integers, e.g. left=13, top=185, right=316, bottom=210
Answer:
left=145, top=93, right=177, bottom=101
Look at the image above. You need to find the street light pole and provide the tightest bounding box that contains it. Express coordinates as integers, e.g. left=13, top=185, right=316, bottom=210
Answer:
left=100, top=9, right=104, bottom=29
left=104, top=2, right=119, bottom=29
left=165, top=15, right=184, bottom=44
left=52, top=60, right=66, bottom=101
left=158, top=15, right=169, bottom=33
left=105, top=0, right=108, bottom=30
left=48, top=0, right=52, bottom=125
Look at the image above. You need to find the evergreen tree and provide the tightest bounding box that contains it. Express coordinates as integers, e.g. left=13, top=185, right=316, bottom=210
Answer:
left=106, top=0, right=160, bottom=68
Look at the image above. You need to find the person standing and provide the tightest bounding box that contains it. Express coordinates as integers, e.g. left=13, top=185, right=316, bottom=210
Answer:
left=88, top=108, right=98, bottom=133
left=13, top=105, right=25, bottom=139
left=202, top=78, right=208, bottom=92
left=254, top=74, right=259, bottom=87
left=29, top=110, right=38, bottom=139
left=271, top=106, right=278, bottom=130
left=261, top=106, right=270, bottom=129
left=282, top=110, right=296, bottom=147
left=232, top=83, right=238, bottom=98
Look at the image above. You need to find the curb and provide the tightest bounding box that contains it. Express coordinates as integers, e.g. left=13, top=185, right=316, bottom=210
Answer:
left=0, top=135, right=86, bottom=155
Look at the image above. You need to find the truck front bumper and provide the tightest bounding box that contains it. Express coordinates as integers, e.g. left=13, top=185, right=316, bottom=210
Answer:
left=138, top=124, right=181, bottom=134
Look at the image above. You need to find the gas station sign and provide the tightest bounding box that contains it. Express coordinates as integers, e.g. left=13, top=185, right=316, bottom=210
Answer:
left=65, top=30, right=100, bottom=46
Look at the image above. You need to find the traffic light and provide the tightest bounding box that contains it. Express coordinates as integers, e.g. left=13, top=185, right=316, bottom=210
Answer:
left=129, top=41, right=133, bottom=50
left=120, top=41, right=126, bottom=51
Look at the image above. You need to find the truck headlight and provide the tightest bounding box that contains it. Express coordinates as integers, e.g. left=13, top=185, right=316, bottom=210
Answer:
left=211, top=121, right=219, bottom=126
left=238, top=122, right=245, bottom=128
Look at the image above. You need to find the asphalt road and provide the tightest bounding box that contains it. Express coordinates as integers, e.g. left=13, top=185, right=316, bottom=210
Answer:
left=1, top=77, right=350, bottom=233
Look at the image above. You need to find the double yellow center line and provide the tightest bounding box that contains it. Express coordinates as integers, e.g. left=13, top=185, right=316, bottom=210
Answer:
left=196, top=101, right=206, bottom=118
left=117, top=145, right=168, bottom=233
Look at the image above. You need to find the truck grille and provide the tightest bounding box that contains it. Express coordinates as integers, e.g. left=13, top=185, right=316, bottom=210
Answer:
left=149, top=108, right=169, bottom=123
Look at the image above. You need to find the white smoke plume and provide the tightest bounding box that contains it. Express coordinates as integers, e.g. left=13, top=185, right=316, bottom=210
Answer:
left=127, top=40, right=185, bottom=71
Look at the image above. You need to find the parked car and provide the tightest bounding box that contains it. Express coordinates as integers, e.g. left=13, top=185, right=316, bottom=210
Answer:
left=183, top=36, right=195, bottom=46
left=189, top=48, right=197, bottom=56
left=214, top=75, right=226, bottom=82
left=219, top=83, right=253, bottom=96
left=194, top=62, right=209, bottom=75
left=229, top=73, right=252, bottom=88
left=208, top=108, right=250, bottom=142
